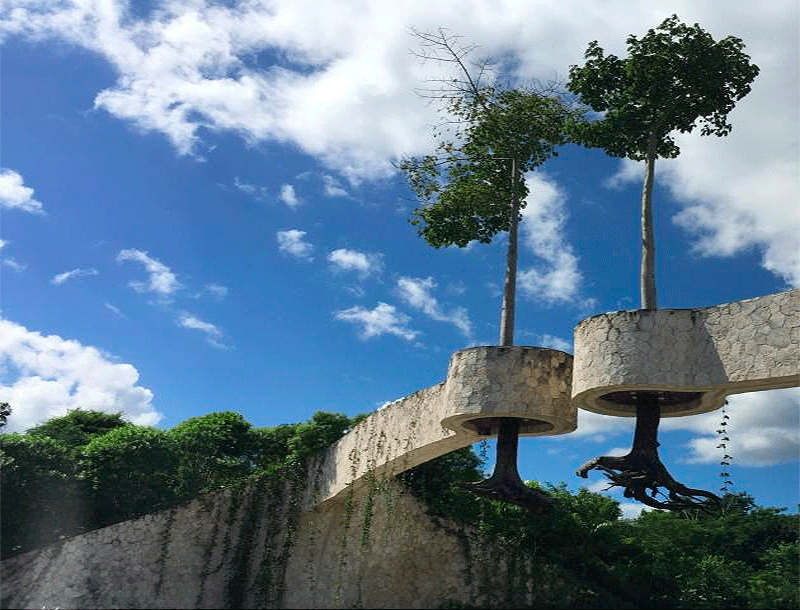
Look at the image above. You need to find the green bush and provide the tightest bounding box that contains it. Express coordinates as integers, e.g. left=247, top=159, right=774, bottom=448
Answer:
left=81, top=425, right=179, bottom=526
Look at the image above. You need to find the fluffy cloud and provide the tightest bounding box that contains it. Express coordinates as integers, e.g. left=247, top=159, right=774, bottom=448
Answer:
left=397, top=276, right=473, bottom=339
left=518, top=173, right=584, bottom=304
left=279, top=184, right=301, bottom=208
left=0, top=319, right=161, bottom=433
left=0, top=168, right=44, bottom=214
left=1, top=0, right=796, bottom=281
left=334, top=302, right=418, bottom=341
left=117, top=249, right=182, bottom=299
left=327, top=248, right=383, bottom=279
left=323, top=174, right=349, bottom=198
left=567, top=387, right=799, bottom=468
left=663, top=387, right=800, bottom=467
left=276, top=229, right=314, bottom=261
left=51, top=267, right=99, bottom=285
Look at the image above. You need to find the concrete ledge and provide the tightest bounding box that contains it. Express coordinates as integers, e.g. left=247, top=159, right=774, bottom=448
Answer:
left=572, top=289, right=800, bottom=417
left=306, top=346, right=575, bottom=507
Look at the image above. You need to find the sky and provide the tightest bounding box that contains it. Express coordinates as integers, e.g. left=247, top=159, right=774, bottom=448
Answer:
left=0, top=0, right=797, bottom=519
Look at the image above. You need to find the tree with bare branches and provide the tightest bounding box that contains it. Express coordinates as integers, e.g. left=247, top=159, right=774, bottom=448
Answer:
left=401, top=28, right=579, bottom=511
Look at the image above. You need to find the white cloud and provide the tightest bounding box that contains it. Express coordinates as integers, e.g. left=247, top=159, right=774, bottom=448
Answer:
left=518, top=173, right=584, bottom=304
left=276, top=229, right=314, bottom=261
left=104, top=302, right=125, bottom=317
left=334, top=302, right=419, bottom=341
left=0, top=318, right=161, bottom=433
left=327, top=248, right=383, bottom=279
left=532, top=333, right=572, bottom=353
left=279, top=183, right=301, bottom=207
left=0, top=239, right=7, bottom=250
left=662, top=388, right=800, bottom=467
left=2, top=258, right=26, bottom=273
left=51, top=267, right=99, bottom=285
left=0, top=168, right=44, bottom=214
left=178, top=312, right=227, bottom=349
left=233, top=176, right=268, bottom=199
left=1, top=0, right=796, bottom=281
left=203, top=283, right=228, bottom=300
left=397, top=276, right=473, bottom=339
left=323, top=174, right=349, bottom=197
left=568, top=387, right=799, bottom=468
left=117, top=249, right=182, bottom=300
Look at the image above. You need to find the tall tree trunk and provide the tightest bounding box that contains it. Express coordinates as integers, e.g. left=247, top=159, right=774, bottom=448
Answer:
left=499, top=157, right=518, bottom=346
left=640, top=137, right=658, bottom=310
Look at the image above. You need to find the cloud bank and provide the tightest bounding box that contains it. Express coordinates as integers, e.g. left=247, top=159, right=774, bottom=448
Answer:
left=0, top=319, right=162, bottom=433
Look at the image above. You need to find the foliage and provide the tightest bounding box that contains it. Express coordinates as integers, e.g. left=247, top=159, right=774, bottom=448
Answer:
left=0, top=407, right=362, bottom=559
left=81, top=424, right=180, bottom=525
left=567, top=14, right=760, bottom=162
left=398, top=446, right=484, bottom=521
left=168, top=411, right=254, bottom=496
left=402, top=88, right=576, bottom=249
left=0, top=402, right=10, bottom=428
left=0, top=433, right=91, bottom=557
left=26, top=408, right=128, bottom=454
left=400, top=451, right=798, bottom=609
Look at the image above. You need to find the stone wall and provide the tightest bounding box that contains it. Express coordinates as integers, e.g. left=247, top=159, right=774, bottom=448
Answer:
left=308, top=346, right=574, bottom=506
left=1, top=474, right=584, bottom=609
left=572, top=289, right=799, bottom=416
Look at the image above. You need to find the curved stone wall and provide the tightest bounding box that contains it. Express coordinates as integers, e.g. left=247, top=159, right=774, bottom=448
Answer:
left=307, top=346, right=575, bottom=506
left=572, top=289, right=799, bottom=417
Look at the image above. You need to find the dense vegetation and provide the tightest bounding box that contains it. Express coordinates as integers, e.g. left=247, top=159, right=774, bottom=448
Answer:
left=401, top=448, right=799, bottom=608
left=0, top=408, right=360, bottom=558
left=2, top=409, right=797, bottom=608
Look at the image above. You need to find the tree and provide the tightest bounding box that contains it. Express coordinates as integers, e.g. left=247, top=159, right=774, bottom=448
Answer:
left=401, top=29, right=578, bottom=511
left=567, top=15, right=760, bottom=511
left=168, top=411, right=254, bottom=497
left=81, top=425, right=179, bottom=526
left=26, top=408, right=128, bottom=454
left=0, top=432, right=91, bottom=558
left=0, top=402, right=10, bottom=428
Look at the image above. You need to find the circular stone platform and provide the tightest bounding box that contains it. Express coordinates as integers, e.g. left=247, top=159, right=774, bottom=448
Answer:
left=440, top=345, right=576, bottom=436
left=571, top=290, right=799, bottom=417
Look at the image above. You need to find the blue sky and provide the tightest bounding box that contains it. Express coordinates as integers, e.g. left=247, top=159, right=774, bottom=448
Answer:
left=1, top=0, right=797, bottom=518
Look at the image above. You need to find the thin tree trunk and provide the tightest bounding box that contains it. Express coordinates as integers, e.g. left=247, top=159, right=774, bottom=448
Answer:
left=499, top=157, right=518, bottom=346
left=640, top=137, right=658, bottom=310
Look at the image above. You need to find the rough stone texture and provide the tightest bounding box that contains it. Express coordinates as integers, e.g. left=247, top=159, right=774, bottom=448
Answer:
left=1, top=476, right=300, bottom=609
left=572, top=290, right=800, bottom=416
left=1, top=477, right=587, bottom=610
left=305, top=346, right=575, bottom=506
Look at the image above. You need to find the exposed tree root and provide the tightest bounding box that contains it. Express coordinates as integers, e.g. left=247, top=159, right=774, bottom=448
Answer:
left=577, top=400, right=722, bottom=512
left=461, top=418, right=555, bottom=513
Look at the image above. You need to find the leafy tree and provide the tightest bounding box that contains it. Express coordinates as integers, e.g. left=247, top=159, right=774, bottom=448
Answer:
left=81, top=424, right=179, bottom=526
left=26, top=408, right=128, bottom=454
left=0, top=402, right=10, bottom=428
left=285, top=411, right=356, bottom=465
left=568, top=15, right=760, bottom=512
left=251, top=422, right=300, bottom=473
left=401, top=28, right=578, bottom=511
left=168, top=411, right=254, bottom=496
left=0, top=433, right=91, bottom=557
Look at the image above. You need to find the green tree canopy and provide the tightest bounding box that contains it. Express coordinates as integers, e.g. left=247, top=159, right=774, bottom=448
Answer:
left=81, top=425, right=179, bottom=524
left=568, top=14, right=760, bottom=162
left=402, top=88, right=576, bottom=249
left=26, top=408, right=129, bottom=453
